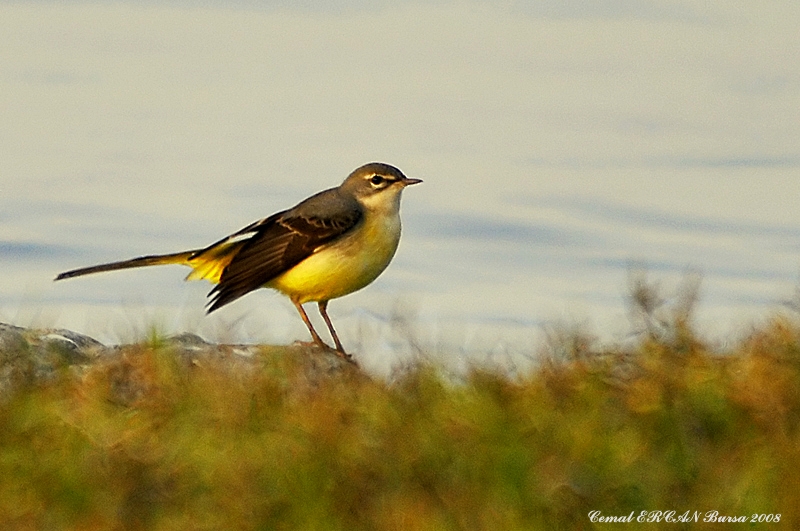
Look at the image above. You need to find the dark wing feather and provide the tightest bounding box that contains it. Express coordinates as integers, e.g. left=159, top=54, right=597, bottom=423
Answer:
left=206, top=189, right=362, bottom=312
left=189, top=212, right=284, bottom=260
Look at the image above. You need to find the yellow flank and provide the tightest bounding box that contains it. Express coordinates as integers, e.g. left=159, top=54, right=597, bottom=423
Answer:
left=268, top=209, right=402, bottom=303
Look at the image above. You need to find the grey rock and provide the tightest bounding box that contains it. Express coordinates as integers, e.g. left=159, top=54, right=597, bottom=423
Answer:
left=0, top=322, right=356, bottom=399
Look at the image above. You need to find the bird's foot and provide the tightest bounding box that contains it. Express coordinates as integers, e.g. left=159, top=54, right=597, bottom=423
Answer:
left=332, top=348, right=358, bottom=366
left=292, top=340, right=358, bottom=366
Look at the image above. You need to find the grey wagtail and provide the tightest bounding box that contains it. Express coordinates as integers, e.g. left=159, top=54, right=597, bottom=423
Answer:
left=55, top=162, right=421, bottom=362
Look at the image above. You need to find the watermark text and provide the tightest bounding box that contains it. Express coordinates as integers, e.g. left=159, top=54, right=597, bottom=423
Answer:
left=588, top=510, right=781, bottom=524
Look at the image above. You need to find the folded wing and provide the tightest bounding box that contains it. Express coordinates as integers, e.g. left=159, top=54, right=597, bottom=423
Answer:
left=204, top=192, right=362, bottom=312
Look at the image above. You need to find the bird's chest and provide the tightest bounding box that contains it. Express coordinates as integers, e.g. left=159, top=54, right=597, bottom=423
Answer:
left=355, top=211, right=402, bottom=265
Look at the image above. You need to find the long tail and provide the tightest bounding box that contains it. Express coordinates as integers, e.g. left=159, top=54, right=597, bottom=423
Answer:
left=55, top=251, right=197, bottom=281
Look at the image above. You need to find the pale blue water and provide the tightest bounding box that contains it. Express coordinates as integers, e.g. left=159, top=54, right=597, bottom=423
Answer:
left=2, top=1, right=799, bottom=373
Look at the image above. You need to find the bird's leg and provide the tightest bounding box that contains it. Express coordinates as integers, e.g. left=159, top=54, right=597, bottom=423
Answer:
left=317, top=301, right=353, bottom=361
left=292, top=300, right=332, bottom=350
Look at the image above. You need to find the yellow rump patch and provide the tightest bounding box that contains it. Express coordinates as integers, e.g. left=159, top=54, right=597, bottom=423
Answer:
left=184, top=241, right=244, bottom=284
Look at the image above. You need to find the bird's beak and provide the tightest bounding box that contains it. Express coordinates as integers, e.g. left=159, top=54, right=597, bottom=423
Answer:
left=401, top=177, right=423, bottom=187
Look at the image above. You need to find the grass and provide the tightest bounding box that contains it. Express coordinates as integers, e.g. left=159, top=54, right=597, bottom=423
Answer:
left=1, top=279, right=800, bottom=529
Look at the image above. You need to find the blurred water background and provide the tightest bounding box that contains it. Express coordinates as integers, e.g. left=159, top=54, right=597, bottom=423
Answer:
left=2, top=1, right=799, bottom=373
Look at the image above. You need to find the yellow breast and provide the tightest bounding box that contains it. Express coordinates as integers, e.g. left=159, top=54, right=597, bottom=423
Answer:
left=267, top=210, right=402, bottom=303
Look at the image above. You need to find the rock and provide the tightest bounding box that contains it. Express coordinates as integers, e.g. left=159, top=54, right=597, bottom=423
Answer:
left=0, top=322, right=106, bottom=397
left=0, top=322, right=357, bottom=399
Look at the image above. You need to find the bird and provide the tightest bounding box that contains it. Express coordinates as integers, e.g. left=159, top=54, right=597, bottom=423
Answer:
left=55, top=162, right=422, bottom=363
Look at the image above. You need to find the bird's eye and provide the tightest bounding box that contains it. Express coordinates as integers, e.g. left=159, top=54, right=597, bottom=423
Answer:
left=370, top=175, right=384, bottom=186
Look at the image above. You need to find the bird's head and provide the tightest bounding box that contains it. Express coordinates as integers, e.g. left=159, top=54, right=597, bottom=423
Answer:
left=340, top=162, right=422, bottom=211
